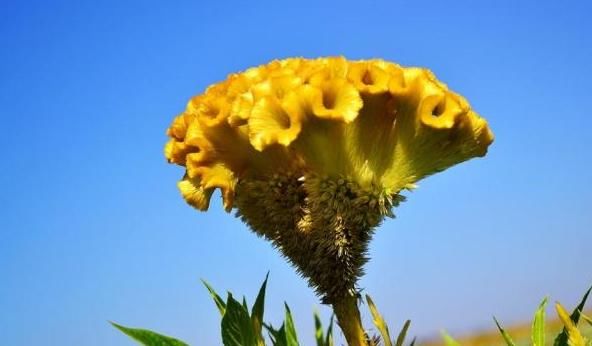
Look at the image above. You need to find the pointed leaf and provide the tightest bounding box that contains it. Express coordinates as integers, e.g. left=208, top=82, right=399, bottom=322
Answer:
left=221, top=293, right=258, bottom=346
left=314, top=310, right=325, bottom=346
left=532, top=297, right=548, bottom=346
left=570, top=286, right=591, bottom=324
left=264, top=323, right=282, bottom=346
left=284, top=303, right=300, bottom=346
left=556, top=303, right=586, bottom=346
left=366, top=295, right=392, bottom=346
left=441, top=331, right=461, bottom=346
left=202, top=279, right=226, bottom=316
left=395, top=320, right=411, bottom=346
left=269, top=323, right=287, bottom=346
left=243, top=296, right=249, bottom=311
left=110, top=322, right=189, bottom=346
left=555, top=286, right=592, bottom=346
left=493, top=317, right=516, bottom=346
left=251, top=273, right=269, bottom=345
left=325, top=315, right=334, bottom=346
left=409, top=336, right=417, bottom=346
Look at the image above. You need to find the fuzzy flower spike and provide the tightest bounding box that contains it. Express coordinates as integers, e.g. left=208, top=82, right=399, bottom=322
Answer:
left=165, top=57, right=493, bottom=345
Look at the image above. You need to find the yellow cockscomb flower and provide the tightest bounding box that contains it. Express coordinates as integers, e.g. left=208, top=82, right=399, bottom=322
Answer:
left=164, top=56, right=493, bottom=316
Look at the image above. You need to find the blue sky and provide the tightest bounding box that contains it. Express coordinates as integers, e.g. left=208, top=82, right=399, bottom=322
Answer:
left=1, top=0, right=591, bottom=345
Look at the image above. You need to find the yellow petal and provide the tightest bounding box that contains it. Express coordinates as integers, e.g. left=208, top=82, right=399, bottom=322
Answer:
left=197, top=94, right=231, bottom=128
left=183, top=120, right=216, bottom=165
left=166, top=114, right=189, bottom=140
left=347, top=62, right=391, bottom=94
left=304, top=79, right=363, bottom=123
left=185, top=163, right=236, bottom=212
left=388, top=67, right=421, bottom=97
left=308, top=56, right=349, bottom=85
left=279, top=57, right=304, bottom=71
left=251, top=74, right=302, bottom=100
left=248, top=94, right=304, bottom=151
left=242, top=64, right=268, bottom=84
left=164, top=139, right=195, bottom=165
left=177, top=176, right=214, bottom=211
left=228, top=91, right=254, bottom=126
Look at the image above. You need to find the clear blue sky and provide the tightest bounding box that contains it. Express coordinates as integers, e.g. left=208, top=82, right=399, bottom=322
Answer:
left=1, top=0, right=591, bottom=345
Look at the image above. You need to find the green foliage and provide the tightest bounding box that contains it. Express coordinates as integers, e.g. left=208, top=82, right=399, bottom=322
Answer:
left=532, top=297, right=548, bottom=346
left=202, top=276, right=307, bottom=346
left=112, top=276, right=590, bottom=346
left=252, top=272, right=269, bottom=345
left=284, top=304, right=300, bottom=346
left=395, top=320, right=411, bottom=346
left=110, top=322, right=189, bottom=346
left=201, top=279, right=226, bottom=316
left=493, top=316, right=517, bottom=346
left=554, top=286, right=591, bottom=346
left=366, top=295, right=392, bottom=346
left=313, top=310, right=335, bottom=346
left=264, top=304, right=301, bottom=346
left=206, top=277, right=270, bottom=346
left=314, top=311, right=324, bottom=345
left=221, top=293, right=259, bottom=346
left=283, top=304, right=300, bottom=346
left=488, top=288, right=590, bottom=346
left=366, top=295, right=413, bottom=346
left=264, top=323, right=285, bottom=346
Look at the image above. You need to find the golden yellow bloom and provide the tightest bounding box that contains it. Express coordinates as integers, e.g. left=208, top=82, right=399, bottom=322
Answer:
left=164, top=57, right=493, bottom=302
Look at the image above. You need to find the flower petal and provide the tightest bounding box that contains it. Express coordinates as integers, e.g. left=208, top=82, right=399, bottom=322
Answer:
left=305, top=79, right=363, bottom=123
left=347, top=62, right=391, bottom=95
left=177, top=175, right=214, bottom=211
left=248, top=94, right=304, bottom=151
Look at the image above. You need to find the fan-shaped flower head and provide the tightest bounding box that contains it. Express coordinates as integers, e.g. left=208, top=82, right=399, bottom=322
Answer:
left=164, top=57, right=493, bottom=302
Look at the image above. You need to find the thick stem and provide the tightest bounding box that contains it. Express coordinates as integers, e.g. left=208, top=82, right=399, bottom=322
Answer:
left=332, top=294, right=367, bottom=346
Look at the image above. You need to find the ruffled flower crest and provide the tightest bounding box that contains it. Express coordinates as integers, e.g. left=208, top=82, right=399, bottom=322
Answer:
left=164, top=57, right=493, bottom=301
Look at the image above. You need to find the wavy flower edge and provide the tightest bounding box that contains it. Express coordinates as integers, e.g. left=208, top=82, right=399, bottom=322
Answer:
left=164, top=56, right=493, bottom=212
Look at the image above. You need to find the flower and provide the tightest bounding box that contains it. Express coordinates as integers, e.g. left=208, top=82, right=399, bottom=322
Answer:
left=164, top=57, right=493, bottom=302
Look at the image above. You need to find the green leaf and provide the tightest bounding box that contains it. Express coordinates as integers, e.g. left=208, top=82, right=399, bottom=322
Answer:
left=264, top=305, right=299, bottom=346
left=251, top=273, right=269, bottom=345
left=395, top=320, right=411, bottom=346
left=264, top=323, right=282, bottom=346
left=314, top=310, right=325, bottom=346
left=366, top=295, right=392, bottom=346
left=110, top=322, right=189, bottom=346
left=201, top=279, right=226, bottom=316
left=441, top=331, right=461, bottom=346
left=312, top=311, right=334, bottom=346
left=242, top=296, right=249, bottom=312
left=554, top=286, right=592, bottom=346
left=532, top=297, right=548, bottom=346
left=266, top=323, right=287, bottom=346
left=408, top=336, right=417, bottom=346
left=221, top=293, right=258, bottom=346
left=325, top=315, right=334, bottom=346
left=494, top=317, right=517, bottom=346
left=276, top=325, right=288, bottom=346
left=284, top=303, right=300, bottom=346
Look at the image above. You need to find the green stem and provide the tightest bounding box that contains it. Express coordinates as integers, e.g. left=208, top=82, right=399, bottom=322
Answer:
left=332, top=294, right=367, bottom=346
